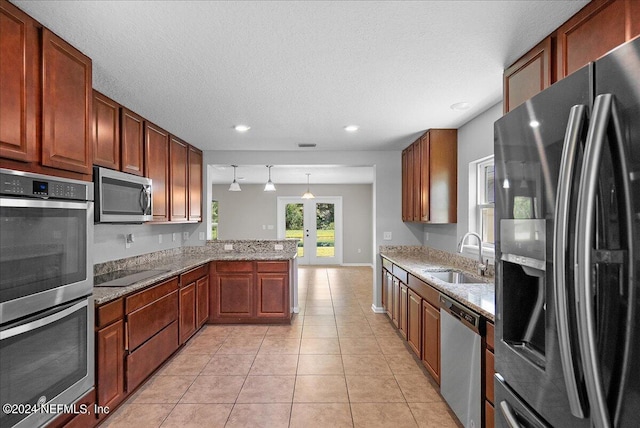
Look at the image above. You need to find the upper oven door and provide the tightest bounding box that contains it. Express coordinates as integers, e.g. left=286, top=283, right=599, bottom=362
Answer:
left=0, top=197, right=93, bottom=324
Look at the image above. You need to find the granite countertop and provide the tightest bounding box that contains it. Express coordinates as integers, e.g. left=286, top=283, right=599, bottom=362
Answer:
left=380, top=250, right=495, bottom=321
left=93, top=250, right=296, bottom=305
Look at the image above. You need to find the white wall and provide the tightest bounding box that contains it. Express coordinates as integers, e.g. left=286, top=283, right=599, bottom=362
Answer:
left=423, top=102, right=502, bottom=254
left=212, top=183, right=373, bottom=264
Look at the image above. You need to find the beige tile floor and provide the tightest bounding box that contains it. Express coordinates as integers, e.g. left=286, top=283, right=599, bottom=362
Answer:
left=102, top=266, right=461, bottom=428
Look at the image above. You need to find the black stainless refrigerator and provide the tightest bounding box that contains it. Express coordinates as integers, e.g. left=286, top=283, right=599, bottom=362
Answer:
left=494, top=37, right=639, bottom=428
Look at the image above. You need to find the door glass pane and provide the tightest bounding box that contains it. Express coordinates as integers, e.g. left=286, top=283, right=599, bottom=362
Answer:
left=285, top=203, right=304, bottom=257
left=316, top=203, right=335, bottom=258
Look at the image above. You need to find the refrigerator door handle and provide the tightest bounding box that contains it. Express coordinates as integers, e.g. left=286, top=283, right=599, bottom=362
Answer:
left=553, top=104, right=587, bottom=418
left=576, top=93, right=634, bottom=428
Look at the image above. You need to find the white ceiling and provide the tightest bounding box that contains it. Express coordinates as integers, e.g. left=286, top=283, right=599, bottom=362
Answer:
left=13, top=0, right=588, bottom=156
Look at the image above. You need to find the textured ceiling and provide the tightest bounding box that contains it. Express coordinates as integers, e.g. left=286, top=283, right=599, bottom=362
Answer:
left=12, top=1, right=588, bottom=153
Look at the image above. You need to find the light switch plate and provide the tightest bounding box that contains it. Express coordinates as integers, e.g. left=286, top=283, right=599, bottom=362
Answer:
left=383, top=232, right=392, bottom=240
left=183, top=232, right=189, bottom=241
left=274, top=244, right=284, bottom=250
left=224, top=244, right=233, bottom=251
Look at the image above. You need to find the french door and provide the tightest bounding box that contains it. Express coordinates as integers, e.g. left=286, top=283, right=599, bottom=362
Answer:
left=277, top=197, right=342, bottom=265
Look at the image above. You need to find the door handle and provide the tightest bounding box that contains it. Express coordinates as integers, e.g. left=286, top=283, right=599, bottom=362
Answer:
left=499, top=401, right=522, bottom=428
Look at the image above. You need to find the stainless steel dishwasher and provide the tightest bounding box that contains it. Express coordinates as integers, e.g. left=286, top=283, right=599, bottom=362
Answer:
left=440, top=294, right=482, bottom=428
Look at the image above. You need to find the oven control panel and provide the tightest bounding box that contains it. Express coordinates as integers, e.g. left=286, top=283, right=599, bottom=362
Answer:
left=0, top=169, right=91, bottom=201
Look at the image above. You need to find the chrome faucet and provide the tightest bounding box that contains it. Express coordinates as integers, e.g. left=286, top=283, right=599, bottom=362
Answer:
left=458, top=232, right=488, bottom=276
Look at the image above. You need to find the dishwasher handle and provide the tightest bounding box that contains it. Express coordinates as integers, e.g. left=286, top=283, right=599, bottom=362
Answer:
left=439, top=294, right=480, bottom=334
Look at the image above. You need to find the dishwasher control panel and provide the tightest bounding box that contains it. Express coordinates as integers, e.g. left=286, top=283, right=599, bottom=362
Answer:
left=439, top=294, right=481, bottom=334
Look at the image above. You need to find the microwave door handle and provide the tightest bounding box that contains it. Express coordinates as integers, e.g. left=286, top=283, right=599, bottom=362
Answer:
left=0, top=299, right=88, bottom=340
left=553, top=104, right=588, bottom=418
left=139, top=186, right=150, bottom=214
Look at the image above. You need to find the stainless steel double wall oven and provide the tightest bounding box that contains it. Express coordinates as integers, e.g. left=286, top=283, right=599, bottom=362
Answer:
left=0, top=168, right=94, bottom=428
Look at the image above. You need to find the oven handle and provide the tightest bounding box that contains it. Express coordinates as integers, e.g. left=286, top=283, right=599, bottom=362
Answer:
left=0, top=197, right=91, bottom=210
left=0, top=299, right=88, bottom=340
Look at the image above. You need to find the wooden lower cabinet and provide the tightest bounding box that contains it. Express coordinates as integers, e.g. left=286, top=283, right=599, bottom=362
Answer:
left=179, top=282, right=197, bottom=344
left=196, top=275, right=210, bottom=327
left=96, top=319, right=125, bottom=413
left=485, top=401, right=495, bottom=428
left=484, top=321, right=496, bottom=428
left=392, top=278, right=400, bottom=327
left=382, top=268, right=390, bottom=314
left=48, top=389, right=97, bottom=428
left=399, top=282, right=408, bottom=339
left=407, top=289, right=422, bottom=357
left=421, top=300, right=440, bottom=385
left=209, top=260, right=292, bottom=324
left=127, top=321, right=179, bottom=391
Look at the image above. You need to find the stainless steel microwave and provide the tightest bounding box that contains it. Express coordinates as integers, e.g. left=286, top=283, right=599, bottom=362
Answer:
left=94, top=167, right=152, bottom=223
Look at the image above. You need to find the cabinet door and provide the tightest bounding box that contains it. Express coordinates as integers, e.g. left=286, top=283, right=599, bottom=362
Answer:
left=41, top=29, right=92, bottom=175
left=196, top=275, right=209, bottom=327
left=399, top=282, right=408, bottom=339
left=401, top=149, right=409, bottom=222
left=169, top=135, right=188, bottom=222
left=422, top=300, right=440, bottom=384
left=419, top=134, right=430, bottom=221
left=381, top=269, right=389, bottom=314
left=214, top=273, right=253, bottom=318
left=412, top=139, right=422, bottom=221
left=405, top=145, right=415, bottom=222
left=179, top=282, right=197, bottom=344
left=386, top=272, right=394, bottom=318
left=96, top=320, right=125, bottom=412
left=0, top=1, right=39, bottom=162
left=556, top=0, right=626, bottom=80
left=391, top=278, right=400, bottom=327
left=256, top=273, right=289, bottom=318
left=188, top=145, right=203, bottom=222
left=407, top=289, right=422, bottom=358
left=144, top=122, right=169, bottom=222
left=92, top=90, right=120, bottom=170
left=120, top=108, right=144, bottom=176
left=503, top=37, right=552, bottom=113
left=428, top=129, right=457, bottom=223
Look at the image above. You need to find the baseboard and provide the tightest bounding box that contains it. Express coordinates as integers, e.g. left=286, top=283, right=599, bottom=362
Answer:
left=341, top=263, right=374, bottom=268
left=370, top=304, right=386, bottom=314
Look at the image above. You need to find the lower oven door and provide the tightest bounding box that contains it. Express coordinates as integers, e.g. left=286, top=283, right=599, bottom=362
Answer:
left=0, top=296, right=94, bottom=428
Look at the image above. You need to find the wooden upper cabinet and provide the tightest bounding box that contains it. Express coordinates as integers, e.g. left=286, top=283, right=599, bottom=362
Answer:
left=403, top=129, right=457, bottom=223
left=556, top=0, right=627, bottom=79
left=427, top=129, right=457, bottom=223
left=41, top=29, right=92, bottom=175
left=188, top=145, right=203, bottom=222
left=169, top=135, right=188, bottom=222
left=92, top=90, right=120, bottom=170
left=120, top=108, right=144, bottom=176
left=0, top=1, right=39, bottom=162
left=630, top=0, right=640, bottom=40
left=503, top=37, right=552, bottom=114
left=144, top=122, right=169, bottom=222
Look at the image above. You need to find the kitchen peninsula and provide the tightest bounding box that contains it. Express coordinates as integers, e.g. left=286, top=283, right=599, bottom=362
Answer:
left=85, top=239, right=298, bottom=428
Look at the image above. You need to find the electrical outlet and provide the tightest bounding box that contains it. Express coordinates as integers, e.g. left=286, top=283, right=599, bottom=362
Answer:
left=183, top=232, right=189, bottom=241
left=383, top=232, right=392, bottom=240
left=425, top=232, right=429, bottom=241
left=199, top=232, right=205, bottom=240
left=158, top=234, right=163, bottom=244
left=357, top=248, right=361, bottom=253
left=173, top=233, right=178, bottom=242
left=274, top=244, right=284, bottom=250
left=224, top=244, right=233, bottom=251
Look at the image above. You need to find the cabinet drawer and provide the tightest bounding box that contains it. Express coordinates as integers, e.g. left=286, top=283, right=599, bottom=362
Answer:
left=408, top=274, right=439, bottom=307
left=392, top=265, right=408, bottom=283
left=216, top=261, right=253, bottom=273
left=257, top=261, right=288, bottom=272
left=96, top=298, right=124, bottom=328
left=382, top=258, right=392, bottom=271
left=180, top=264, right=208, bottom=285
left=127, top=321, right=178, bottom=391
left=125, top=277, right=178, bottom=313
left=127, top=290, right=178, bottom=351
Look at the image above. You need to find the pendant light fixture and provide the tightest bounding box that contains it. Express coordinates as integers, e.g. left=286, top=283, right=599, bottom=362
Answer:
left=264, top=165, right=276, bottom=192
left=301, top=173, right=315, bottom=199
left=228, top=165, right=241, bottom=191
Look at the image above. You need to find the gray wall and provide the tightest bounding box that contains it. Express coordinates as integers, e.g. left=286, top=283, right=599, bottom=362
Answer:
left=422, top=102, right=502, bottom=254
left=212, top=183, right=373, bottom=265
left=93, top=222, right=203, bottom=264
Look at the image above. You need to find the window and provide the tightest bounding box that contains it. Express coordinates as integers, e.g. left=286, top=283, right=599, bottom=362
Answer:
left=211, top=200, right=219, bottom=240
left=468, top=155, right=495, bottom=253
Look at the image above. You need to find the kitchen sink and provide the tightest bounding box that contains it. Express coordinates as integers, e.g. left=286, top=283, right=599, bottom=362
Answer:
left=424, top=270, right=480, bottom=284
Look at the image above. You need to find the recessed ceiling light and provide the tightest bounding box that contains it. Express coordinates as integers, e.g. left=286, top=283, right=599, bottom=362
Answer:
left=344, top=125, right=359, bottom=132
left=450, top=102, right=471, bottom=111
left=234, top=125, right=251, bottom=132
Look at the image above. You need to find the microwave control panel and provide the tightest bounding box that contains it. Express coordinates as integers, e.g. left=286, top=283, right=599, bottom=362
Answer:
left=0, top=169, right=90, bottom=201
